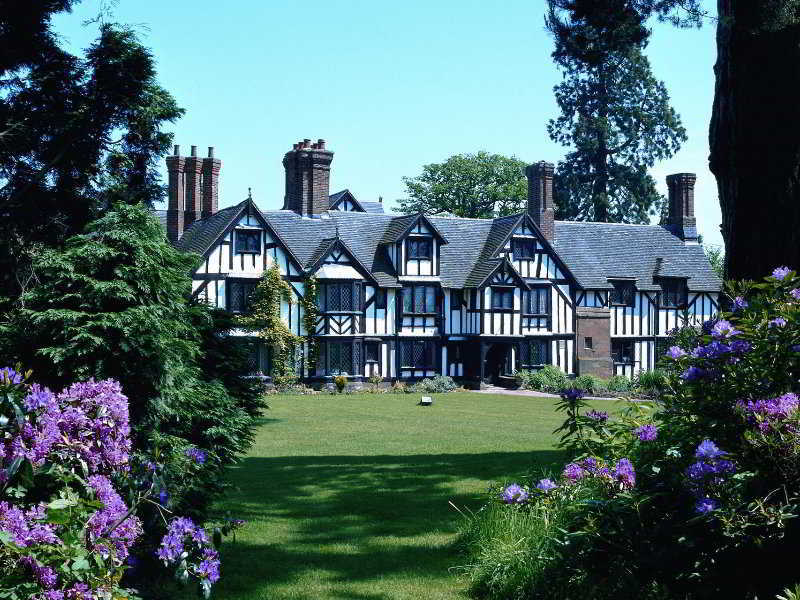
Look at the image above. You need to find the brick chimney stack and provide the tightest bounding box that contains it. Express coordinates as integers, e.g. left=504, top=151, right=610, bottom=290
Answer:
left=282, top=138, right=334, bottom=216
left=184, top=145, right=203, bottom=228
left=666, top=173, right=698, bottom=242
left=202, top=146, right=221, bottom=219
left=526, top=161, right=555, bottom=241
left=166, top=145, right=186, bottom=244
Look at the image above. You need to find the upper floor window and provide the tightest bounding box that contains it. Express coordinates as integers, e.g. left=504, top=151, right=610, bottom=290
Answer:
left=450, top=289, right=463, bottom=308
left=408, top=238, right=432, bottom=259
left=491, top=287, right=514, bottom=310
left=469, top=289, right=478, bottom=310
left=402, top=284, right=437, bottom=314
left=522, top=287, right=550, bottom=315
left=374, top=288, right=387, bottom=310
left=659, top=278, right=688, bottom=308
left=235, top=229, right=261, bottom=253
left=228, top=280, right=257, bottom=314
left=513, top=238, right=535, bottom=259
left=609, top=280, right=636, bottom=307
left=318, top=282, right=362, bottom=313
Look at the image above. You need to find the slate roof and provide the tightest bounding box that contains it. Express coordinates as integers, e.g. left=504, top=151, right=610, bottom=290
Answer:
left=172, top=202, right=721, bottom=293
left=552, top=221, right=722, bottom=291
left=328, top=190, right=385, bottom=214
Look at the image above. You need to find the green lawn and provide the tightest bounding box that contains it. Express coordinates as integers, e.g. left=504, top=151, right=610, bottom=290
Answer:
left=206, top=392, right=576, bottom=600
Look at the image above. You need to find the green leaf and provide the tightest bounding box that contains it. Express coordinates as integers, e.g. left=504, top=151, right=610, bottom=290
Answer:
left=48, top=498, right=77, bottom=510
left=71, top=557, right=90, bottom=571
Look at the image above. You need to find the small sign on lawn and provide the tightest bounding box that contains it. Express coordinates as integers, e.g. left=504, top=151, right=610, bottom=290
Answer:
left=419, top=396, right=433, bottom=406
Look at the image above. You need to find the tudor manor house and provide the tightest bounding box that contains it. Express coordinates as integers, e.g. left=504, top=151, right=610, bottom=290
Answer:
left=162, top=139, right=721, bottom=385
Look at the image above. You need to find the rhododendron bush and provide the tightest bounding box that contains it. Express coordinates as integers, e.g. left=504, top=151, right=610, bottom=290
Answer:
left=460, top=268, right=800, bottom=600
left=0, top=371, right=231, bottom=599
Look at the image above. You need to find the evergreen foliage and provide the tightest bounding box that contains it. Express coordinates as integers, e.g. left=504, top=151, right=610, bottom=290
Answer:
left=546, top=0, right=687, bottom=223
left=398, top=152, right=527, bottom=218
left=237, top=262, right=299, bottom=377
left=0, top=6, right=183, bottom=297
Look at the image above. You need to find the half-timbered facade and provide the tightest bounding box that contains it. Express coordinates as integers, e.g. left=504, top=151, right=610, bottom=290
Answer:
left=165, top=140, right=721, bottom=384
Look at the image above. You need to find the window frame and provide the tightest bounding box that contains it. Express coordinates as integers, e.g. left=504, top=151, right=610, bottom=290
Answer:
left=659, top=278, right=688, bottom=308
left=518, top=339, right=549, bottom=369
left=324, top=340, right=354, bottom=376
left=611, top=339, right=635, bottom=365
left=373, top=288, right=387, bottom=310
left=234, top=229, right=261, bottom=254
left=402, top=284, right=438, bottom=315
left=609, top=280, right=636, bottom=307
left=407, top=237, right=433, bottom=260
left=512, top=238, right=536, bottom=260
left=491, top=286, right=514, bottom=310
left=400, top=340, right=437, bottom=370
left=522, top=286, right=550, bottom=316
left=317, top=281, right=363, bottom=314
left=227, top=279, right=257, bottom=314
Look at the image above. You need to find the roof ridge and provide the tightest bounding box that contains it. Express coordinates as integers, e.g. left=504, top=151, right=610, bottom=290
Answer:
left=555, top=219, right=664, bottom=227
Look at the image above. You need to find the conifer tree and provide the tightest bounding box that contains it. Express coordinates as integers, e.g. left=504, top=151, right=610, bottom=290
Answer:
left=546, top=0, right=687, bottom=223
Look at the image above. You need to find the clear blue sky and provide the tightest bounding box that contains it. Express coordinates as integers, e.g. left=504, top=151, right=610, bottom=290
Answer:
left=53, top=0, right=722, bottom=248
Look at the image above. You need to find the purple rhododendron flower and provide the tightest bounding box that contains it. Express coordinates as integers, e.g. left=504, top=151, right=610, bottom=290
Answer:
left=703, top=341, right=731, bottom=358
left=186, top=448, right=207, bottom=464
left=769, top=317, right=787, bottom=328
left=635, top=424, right=658, bottom=442
left=86, top=475, right=142, bottom=561
left=501, top=483, right=528, bottom=504
left=695, top=497, right=719, bottom=514
left=681, top=366, right=708, bottom=381
left=773, top=266, right=791, bottom=280
left=0, top=366, right=22, bottom=384
left=739, top=393, right=799, bottom=432
left=560, top=387, right=584, bottom=401
left=711, top=320, right=741, bottom=339
left=733, top=296, right=748, bottom=311
left=612, top=458, right=636, bottom=489
left=729, top=340, right=752, bottom=354
left=791, top=289, right=800, bottom=301
left=536, top=478, right=557, bottom=492
left=667, top=346, right=687, bottom=359
left=563, top=462, right=586, bottom=482
left=695, top=439, right=727, bottom=460
left=585, top=409, right=609, bottom=422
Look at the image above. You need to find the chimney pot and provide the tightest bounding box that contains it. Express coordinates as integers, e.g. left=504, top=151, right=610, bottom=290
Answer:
left=283, top=138, right=334, bottom=216
left=191, top=145, right=197, bottom=157
left=318, top=138, right=326, bottom=149
left=303, top=138, right=311, bottom=148
left=208, top=146, right=214, bottom=158
left=173, top=144, right=180, bottom=156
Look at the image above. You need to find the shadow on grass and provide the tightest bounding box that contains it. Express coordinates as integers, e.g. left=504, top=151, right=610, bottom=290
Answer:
left=209, top=449, right=564, bottom=598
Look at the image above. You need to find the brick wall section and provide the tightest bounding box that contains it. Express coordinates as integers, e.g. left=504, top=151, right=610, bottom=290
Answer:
left=165, top=152, right=186, bottom=244
left=576, top=306, right=613, bottom=378
left=184, top=146, right=203, bottom=228
left=666, top=172, right=697, bottom=241
left=526, top=161, right=555, bottom=241
left=282, top=139, right=334, bottom=216
left=201, top=147, right=221, bottom=219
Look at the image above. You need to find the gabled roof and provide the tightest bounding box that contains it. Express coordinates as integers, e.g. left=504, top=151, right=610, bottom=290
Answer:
left=305, top=236, right=379, bottom=285
left=552, top=221, right=722, bottom=291
left=328, top=189, right=385, bottom=214
left=466, top=256, right=529, bottom=289
left=379, top=213, right=449, bottom=245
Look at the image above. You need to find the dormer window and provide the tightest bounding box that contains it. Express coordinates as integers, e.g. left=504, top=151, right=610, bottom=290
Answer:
left=408, top=238, right=432, bottom=259
left=513, top=239, right=535, bottom=259
left=609, top=280, right=636, bottom=307
left=659, top=278, right=688, bottom=308
left=491, top=287, right=514, bottom=309
left=235, top=230, right=260, bottom=253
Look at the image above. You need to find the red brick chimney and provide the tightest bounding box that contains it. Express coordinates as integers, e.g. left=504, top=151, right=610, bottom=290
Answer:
left=282, top=138, right=333, bottom=216
left=184, top=145, right=203, bottom=228
left=166, top=145, right=186, bottom=244
left=666, top=173, right=698, bottom=242
left=202, top=146, right=221, bottom=219
left=526, top=161, right=555, bottom=241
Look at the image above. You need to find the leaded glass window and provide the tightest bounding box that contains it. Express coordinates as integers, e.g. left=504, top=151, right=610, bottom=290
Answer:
left=235, top=230, right=261, bottom=253
left=402, top=285, right=437, bottom=314
left=523, top=287, right=549, bottom=315
left=609, top=280, right=636, bottom=307
left=326, top=341, right=353, bottom=375
left=491, top=287, right=513, bottom=309
left=400, top=340, right=436, bottom=369
left=519, top=339, right=548, bottom=368
left=228, top=281, right=257, bottom=314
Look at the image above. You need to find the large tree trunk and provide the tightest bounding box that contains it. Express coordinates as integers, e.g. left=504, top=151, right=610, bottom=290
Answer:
left=710, top=1, right=800, bottom=281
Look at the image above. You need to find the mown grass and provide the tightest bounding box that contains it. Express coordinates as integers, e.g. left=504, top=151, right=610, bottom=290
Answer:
left=197, top=392, right=608, bottom=600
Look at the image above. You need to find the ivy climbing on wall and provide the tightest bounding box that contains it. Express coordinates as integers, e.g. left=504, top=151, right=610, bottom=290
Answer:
left=300, top=275, right=320, bottom=374
left=236, top=262, right=298, bottom=377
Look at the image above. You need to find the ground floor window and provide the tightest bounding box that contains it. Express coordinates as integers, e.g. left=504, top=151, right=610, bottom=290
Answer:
left=612, top=339, right=635, bottom=364
left=519, top=339, right=549, bottom=369
left=323, top=340, right=355, bottom=375
left=400, top=340, right=436, bottom=370
left=246, top=341, right=271, bottom=376
left=365, top=342, right=379, bottom=364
